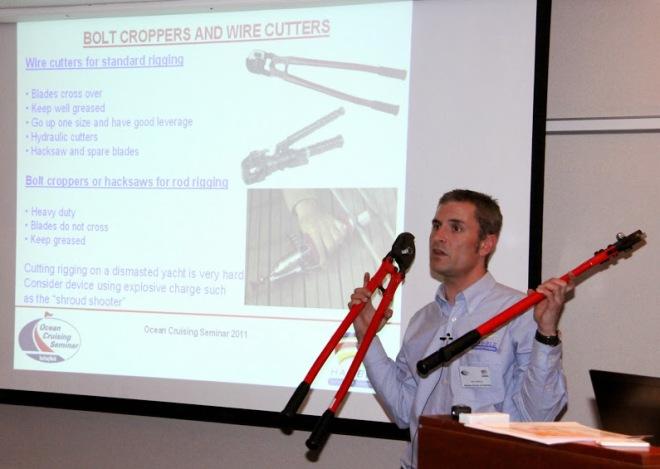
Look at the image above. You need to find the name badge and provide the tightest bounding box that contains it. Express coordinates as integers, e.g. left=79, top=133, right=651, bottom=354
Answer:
left=459, top=366, right=492, bottom=387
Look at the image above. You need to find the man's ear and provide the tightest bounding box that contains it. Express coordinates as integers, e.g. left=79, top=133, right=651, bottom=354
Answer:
left=479, top=234, right=498, bottom=257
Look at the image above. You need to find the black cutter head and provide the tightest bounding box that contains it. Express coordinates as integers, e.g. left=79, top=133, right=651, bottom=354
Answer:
left=387, top=232, right=415, bottom=274
left=600, top=229, right=645, bottom=256
left=612, top=230, right=644, bottom=252
left=245, top=50, right=271, bottom=75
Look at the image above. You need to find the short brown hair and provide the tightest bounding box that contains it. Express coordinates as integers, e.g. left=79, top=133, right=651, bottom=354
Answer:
left=438, top=189, right=503, bottom=240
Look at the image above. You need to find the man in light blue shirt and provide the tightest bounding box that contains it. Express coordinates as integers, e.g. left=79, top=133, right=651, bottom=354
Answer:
left=350, top=189, right=571, bottom=469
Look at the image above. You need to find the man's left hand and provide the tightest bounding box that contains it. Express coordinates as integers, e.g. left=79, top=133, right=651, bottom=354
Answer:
left=532, top=277, right=574, bottom=336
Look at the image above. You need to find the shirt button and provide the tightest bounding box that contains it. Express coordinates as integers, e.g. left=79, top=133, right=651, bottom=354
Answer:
left=451, top=318, right=457, bottom=322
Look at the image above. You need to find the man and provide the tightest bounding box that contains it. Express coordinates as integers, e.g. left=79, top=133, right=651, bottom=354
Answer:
left=350, top=189, right=571, bottom=469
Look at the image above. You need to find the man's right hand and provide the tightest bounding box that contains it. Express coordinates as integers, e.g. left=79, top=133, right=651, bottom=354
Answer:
left=349, top=272, right=393, bottom=344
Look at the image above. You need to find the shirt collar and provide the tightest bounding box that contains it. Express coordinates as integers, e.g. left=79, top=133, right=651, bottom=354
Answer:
left=435, top=272, right=496, bottom=316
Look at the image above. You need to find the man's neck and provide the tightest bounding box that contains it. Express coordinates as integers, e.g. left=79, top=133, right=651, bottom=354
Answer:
left=441, top=269, right=488, bottom=304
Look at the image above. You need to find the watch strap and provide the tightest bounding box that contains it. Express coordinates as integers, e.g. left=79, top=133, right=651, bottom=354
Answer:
left=535, top=329, right=561, bottom=347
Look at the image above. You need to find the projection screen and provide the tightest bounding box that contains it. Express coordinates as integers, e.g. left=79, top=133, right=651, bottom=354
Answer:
left=0, top=0, right=547, bottom=428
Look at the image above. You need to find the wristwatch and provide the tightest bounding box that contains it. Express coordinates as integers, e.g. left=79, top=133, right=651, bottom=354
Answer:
left=535, top=329, right=561, bottom=347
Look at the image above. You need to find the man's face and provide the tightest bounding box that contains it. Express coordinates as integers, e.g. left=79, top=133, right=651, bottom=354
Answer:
left=429, top=201, right=492, bottom=280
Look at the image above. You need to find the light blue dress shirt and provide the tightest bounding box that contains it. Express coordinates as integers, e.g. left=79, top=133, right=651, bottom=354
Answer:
left=362, top=272, right=567, bottom=469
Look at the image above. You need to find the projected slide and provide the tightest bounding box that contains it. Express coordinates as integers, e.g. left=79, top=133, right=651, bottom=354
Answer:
left=15, top=2, right=411, bottom=391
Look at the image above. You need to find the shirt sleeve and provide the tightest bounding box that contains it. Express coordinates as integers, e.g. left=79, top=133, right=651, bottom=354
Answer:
left=506, top=313, right=568, bottom=421
left=362, top=336, right=418, bottom=429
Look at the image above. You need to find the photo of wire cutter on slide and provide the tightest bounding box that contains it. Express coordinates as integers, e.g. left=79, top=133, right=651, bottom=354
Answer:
left=246, top=50, right=408, bottom=115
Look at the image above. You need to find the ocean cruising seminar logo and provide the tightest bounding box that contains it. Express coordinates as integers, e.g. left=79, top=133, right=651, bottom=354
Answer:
left=18, top=312, right=82, bottom=363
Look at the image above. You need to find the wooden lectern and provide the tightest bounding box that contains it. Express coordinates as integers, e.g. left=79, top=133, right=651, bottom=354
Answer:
left=418, top=416, right=660, bottom=468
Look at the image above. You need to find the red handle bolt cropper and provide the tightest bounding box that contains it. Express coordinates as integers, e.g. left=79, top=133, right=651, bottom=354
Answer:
left=417, top=230, right=646, bottom=376
left=281, top=232, right=415, bottom=450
